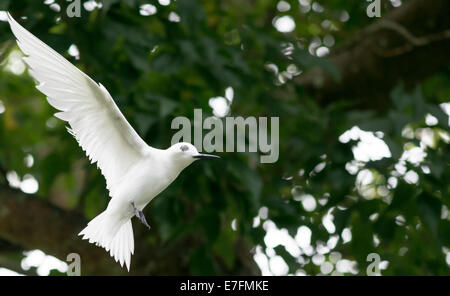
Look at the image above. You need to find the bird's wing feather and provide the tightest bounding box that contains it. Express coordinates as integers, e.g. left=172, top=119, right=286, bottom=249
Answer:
left=8, top=13, right=153, bottom=195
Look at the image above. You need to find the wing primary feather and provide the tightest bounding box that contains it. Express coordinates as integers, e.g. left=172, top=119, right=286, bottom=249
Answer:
left=7, top=13, right=155, bottom=196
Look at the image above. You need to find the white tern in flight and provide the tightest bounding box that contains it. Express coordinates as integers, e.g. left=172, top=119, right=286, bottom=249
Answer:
left=7, top=13, right=219, bottom=271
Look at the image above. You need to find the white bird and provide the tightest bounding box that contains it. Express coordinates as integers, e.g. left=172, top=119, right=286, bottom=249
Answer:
left=7, top=13, right=219, bottom=271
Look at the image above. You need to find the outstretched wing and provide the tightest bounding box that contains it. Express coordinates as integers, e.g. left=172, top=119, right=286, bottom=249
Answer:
left=8, top=13, right=153, bottom=195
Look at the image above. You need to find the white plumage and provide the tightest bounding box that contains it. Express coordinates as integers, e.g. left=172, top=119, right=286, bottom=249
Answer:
left=8, top=13, right=218, bottom=272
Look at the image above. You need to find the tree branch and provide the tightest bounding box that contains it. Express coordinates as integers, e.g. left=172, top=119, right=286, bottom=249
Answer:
left=0, top=186, right=128, bottom=275
left=0, top=186, right=260, bottom=275
left=295, top=0, right=450, bottom=109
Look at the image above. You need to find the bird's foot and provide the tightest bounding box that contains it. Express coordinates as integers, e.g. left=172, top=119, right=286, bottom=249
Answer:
left=138, top=211, right=151, bottom=230
left=131, top=201, right=151, bottom=230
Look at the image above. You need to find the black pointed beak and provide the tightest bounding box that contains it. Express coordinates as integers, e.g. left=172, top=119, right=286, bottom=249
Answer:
left=193, top=154, right=220, bottom=159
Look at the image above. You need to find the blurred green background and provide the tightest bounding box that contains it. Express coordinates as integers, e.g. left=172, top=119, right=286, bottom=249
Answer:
left=0, top=0, right=449, bottom=275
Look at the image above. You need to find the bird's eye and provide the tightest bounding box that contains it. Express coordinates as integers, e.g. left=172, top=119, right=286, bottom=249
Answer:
left=180, top=145, right=189, bottom=152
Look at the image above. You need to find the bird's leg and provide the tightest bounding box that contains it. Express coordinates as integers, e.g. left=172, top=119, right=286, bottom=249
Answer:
left=131, top=201, right=151, bottom=230
left=131, top=201, right=140, bottom=217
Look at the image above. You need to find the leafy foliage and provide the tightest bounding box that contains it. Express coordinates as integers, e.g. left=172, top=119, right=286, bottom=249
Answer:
left=0, top=0, right=449, bottom=275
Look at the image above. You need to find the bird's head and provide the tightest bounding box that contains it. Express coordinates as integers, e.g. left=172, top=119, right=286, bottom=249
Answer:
left=167, top=142, right=220, bottom=167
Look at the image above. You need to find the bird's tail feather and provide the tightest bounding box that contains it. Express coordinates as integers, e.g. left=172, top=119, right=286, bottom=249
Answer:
left=79, top=211, right=134, bottom=271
